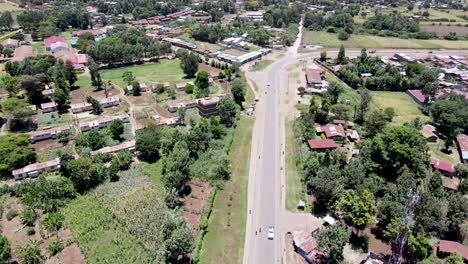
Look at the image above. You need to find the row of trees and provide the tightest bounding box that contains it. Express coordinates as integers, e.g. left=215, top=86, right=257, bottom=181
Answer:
left=84, top=26, right=172, bottom=64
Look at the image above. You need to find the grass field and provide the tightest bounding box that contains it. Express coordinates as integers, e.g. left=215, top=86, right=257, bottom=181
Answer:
left=301, top=31, right=468, bottom=49
left=428, top=141, right=461, bottom=165
left=199, top=116, right=254, bottom=264
left=75, top=76, right=93, bottom=92
left=63, top=194, right=155, bottom=264
left=101, top=59, right=194, bottom=88
left=285, top=118, right=304, bottom=212
left=249, top=59, right=274, bottom=72
left=0, top=2, right=23, bottom=12
left=370, top=91, right=430, bottom=125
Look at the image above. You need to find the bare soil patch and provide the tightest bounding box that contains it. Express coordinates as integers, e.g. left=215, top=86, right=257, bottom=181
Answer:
left=421, top=25, right=468, bottom=36
left=33, top=139, right=61, bottom=152
left=182, top=178, right=212, bottom=236
left=367, top=228, right=392, bottom=257
left=127, top=92, right=156, bottom=105
left=1, top=199, right=85, bottom=263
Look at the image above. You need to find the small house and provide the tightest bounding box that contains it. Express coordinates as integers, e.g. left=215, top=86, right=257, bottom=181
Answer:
left=12, top=158, right=61, bottom=180
left=307, top=139, right=338, bottom=151
left=40, top=102, right=57, bottom=113
left=456, top=134, right=468, bottom=163
left=431, top=159, right=456, bottom=176
left=197, top=97, right=221, bottom=117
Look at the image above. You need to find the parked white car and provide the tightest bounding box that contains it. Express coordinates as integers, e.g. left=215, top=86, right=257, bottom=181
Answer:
left=268, top=226, right=274, bottom=240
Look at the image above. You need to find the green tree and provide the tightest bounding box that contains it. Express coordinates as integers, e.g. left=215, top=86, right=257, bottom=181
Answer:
left=86, top=96, right=103, bottom=115
left=20, top=176, right=76, bottom=212
left=407, top=232, right=432, bottom=261
left=52, top=61, right=71, bottom=112
left=62, top=157, right=106, bottom=192
left=320, top=50, right=327, bottom=62
left=0, top=236, right=10, bottom=263
left=17, top=74, right=47, bottom=105
left=1, top=74, right=17, bottom=96
left=0, top=134, right=36, bottom=178
left=19, top=241, right=43, bottom=264
left=108, top=119, right=124, bottom=141
left=364, top=110, right=388, bottom=137
left=180, top=52, right=199, bottom=78
left=74, top=131, right=105, bottom=150
left=445, top=253, right=464, bottom=264
left=195, top=71, right=210, bottom=98
left=165, top=223, right=195, bottom=262
left=231, top=78, right=245, bottom=106
left=136, top=125, right=161, bottom=162
left=355, top=88, right=371, bottom=124
left=316, top=224, right=350, bottom=264
left=335, top=189, right=375, bottom=230
left=326, top=81, right=344, bottom=104
left=122, top=71, right=135, bottom=85
left=64, top=60, right=77, bottom=86
left=217, top=96, right=238, bottom=127
left=336, top=44, right=347, bottom=64
left=162, top=141, right=191, bottom=192
left=2, top=97, right=33, bottom=120
left=338, top=31, right=349, bottom=40
left=131, top=81, right=141, bottom=96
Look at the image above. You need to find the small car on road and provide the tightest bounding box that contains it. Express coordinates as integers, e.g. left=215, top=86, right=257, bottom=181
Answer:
left=268, top=226, right=274, bottom=240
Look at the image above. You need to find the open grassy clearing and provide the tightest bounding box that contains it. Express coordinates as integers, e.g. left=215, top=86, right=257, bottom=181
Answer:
left=428, top=140, right=461, bottom=165
left=101, top=59, right=194, bottom=89
left=249, top=59, right=274, bottom=72
left=285, top=117, right=304, bottom=212
left=63, top=194, right=155, bottom=264
left=0, top=2, right=23, bottom=12
left=75, top=76, right=93, bottom=93
left=199, top=116, right=254, bottom=264
left=370, top=91, right=430, bottom=125
left=301, top=31, right=468, bottom=49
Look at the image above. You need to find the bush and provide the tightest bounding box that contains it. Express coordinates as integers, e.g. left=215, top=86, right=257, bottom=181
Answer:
left=338, top=31, right=350, bottom=40
left=47, top=239, right=63, bottom=256
left=26, top=228, right=35, bottom=236
left=20, top=209, right=37, bottom=226
left=184, top=83, right=194, bottom=94
left=19, top=241, right=43, bottom=264
left=6, top=210, right=17, bottom=221
left=0, top=236, right=10, bottom=263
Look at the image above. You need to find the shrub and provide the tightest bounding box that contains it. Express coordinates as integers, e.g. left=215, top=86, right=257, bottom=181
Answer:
left=338, top=31, right=350, bottom=40
left=19, top=241, right=43, bottom=264
left=47, top=239, right=63, bottom=256
left=26, top=228, right=35, bottom=236
left=43, top=212, right=64, bottom=232
left=6, top=210, right=17, bottom=221
left=20, top=209, right=37, bottom=226
left=184, top=83, right=194, bottom=94
left=0, top=236, right=10, bottom=263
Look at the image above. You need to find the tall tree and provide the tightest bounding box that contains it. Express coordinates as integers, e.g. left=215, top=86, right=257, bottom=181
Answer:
left=180, top=52, right=199, bottom=78
left=217, top=96, right=238, bottom=127
left=161, top=141, right=191, bottom=192
left=86, top=96, right=103, bottom=115
left=0, top=134, right=36, bottom=178
left=64, top=60, right=77, bottom=86
left=194, top=71, right=209, bottom=98
left=355, top=88, right=371, bottom=124
left=231, top=78, right=246, bottom=106
left=316, top=224, right=350, bottom=264
left=336, top=45, right=347, bottom=64
left=335, top=189, right=375, bottom=230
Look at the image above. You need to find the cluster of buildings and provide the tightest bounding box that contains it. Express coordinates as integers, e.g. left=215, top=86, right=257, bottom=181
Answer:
left=307, top=120, right=360, bottom=158
left=44, top=36, right=89, bottom=70
left=129, top=9, right=197, bottom=26
left=70, top=96, right=120, bottom=114
left=167, top=96, right=222, bottom=117
left=2, top=38, right=34, bottom=62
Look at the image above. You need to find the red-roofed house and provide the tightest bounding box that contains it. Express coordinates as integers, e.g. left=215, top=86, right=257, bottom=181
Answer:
left=456, top=134, right=468, bottom=163
left=307, top=139, right=338, bottom=151
left=431, top=159, right=456, bottom=176
left=434, top=240, right=468, bottom=262
left=305, top=69, right=324, bottom=88
left=407, top=89, right=427, bottom=105
left=321, top=124, right=346, bottom=140
left=72, top=29, right=104, bottom=37
left=44, top=36, right=66, bottom=50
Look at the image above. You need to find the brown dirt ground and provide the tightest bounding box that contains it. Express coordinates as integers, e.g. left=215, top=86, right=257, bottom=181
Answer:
left=2, top=199, right=85, bottom=263
left=127, top=92, right=156, bottom=105
left=366, top=228, right=392, bottom=257
left=284, top=233, right=309, bottom=264
left=182, top=178, right=212, bottom=236
left=421, top=25, right=468, bottom=36
left=199, top=64, right=223, bottom=78
left=32, top=139, right=62, bottom=152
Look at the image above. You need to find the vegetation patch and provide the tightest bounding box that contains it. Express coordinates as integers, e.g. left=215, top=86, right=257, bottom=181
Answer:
left=370, top=91, right=430, bottom=125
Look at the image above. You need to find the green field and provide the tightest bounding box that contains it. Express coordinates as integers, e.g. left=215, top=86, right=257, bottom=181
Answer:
left=370, top=91, right=430, bottom=125
left=75, top=76, right=93, bottom=92
left=101, top=59, right=194, bottom=88
left=285, top=118, right=304, bottom=212
left=199, top=116, right=254, bottom=264
left=0, top=2, right=23, bottom=12
left=428, top=140, right=461, bottom=165
left=249, top=59, right=274, bottom=72
left=302, top=31, right=468, bottom=49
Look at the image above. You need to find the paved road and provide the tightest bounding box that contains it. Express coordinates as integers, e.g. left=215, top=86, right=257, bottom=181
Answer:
left=243, top=45, right=468, bottom=264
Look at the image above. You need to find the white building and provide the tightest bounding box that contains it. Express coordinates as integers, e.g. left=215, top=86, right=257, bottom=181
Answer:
left=40, top=102, right=58, bottom=113
left=27, top=125, right=71, bottom=143
left=90, top=140, right=136, bottom=155
left=12, top=158, right=61, bottom=180
left=79, top=114, right=129, bottom=132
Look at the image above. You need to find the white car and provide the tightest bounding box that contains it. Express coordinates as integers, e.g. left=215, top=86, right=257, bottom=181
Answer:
left=268, top=226, right=274, bottom=240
